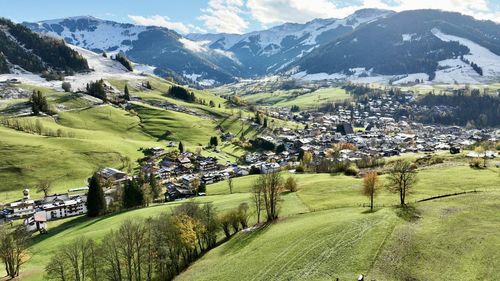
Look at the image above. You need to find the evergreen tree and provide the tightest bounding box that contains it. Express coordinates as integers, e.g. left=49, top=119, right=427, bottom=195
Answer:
left=86, top=80, right=107, bottom=101
left=30, top=90, right=49, bottom=115
left=149, top=174, right=162, bottom=200
left=178, top=141, right=184, bottom=153
left=255, top=112, right=262, bottom=124
left=209, top=136, right=219, bottom=147
left=124, top=85, right=130, bottom=101
left=114, top=53, right=133, bottom=71
left=86, top=173, right=107, bottom=217
left=122, top=179, right=144, bottom=209
left=166, top=86, right=196, bottom=103
left=263, top=117, right=268, bottom=128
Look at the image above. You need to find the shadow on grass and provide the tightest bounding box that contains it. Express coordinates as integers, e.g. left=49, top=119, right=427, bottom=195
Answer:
left=219, top=223, right=273, bottom=255
left=361, top=208, right=382, bottom=214
left=29, top=205, right=171, bottom=247
left=394, top=205, right=421, bottom=222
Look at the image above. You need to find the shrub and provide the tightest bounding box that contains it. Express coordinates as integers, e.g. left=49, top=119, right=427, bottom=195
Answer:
left=344, top=164, right=359, bottom=176
left=469, top=158, right=483, bottom=169
left=62, top=81, right=72, bottom=92
left=295, top=165, right=305, bottom=173
left=284, top=176, right=298, bottom=192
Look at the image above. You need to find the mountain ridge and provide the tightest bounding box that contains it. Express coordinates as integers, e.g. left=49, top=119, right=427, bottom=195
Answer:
left=20, top=9, right=500, bottom=86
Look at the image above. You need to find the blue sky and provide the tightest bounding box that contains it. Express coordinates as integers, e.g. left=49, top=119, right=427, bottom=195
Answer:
left=1, top=0, right=500, bottom=34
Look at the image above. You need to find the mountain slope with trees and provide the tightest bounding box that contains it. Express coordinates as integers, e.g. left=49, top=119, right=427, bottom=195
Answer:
left=24, top=17, right=239, bottom=85
left=0, top=18, right=88, bottom=75
left=292, top=10, right=500, bottom=82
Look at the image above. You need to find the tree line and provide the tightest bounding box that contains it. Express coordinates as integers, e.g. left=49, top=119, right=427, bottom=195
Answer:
left=86, top=80, right=107, bottom=101
left=1, top=117, right=75, bottom=138
left=417, top=89, right=500, bottom=127
left=44, top=201, right=243, bottom=281
left=114, top=53, right=133, bottom=72
left=166, top=86, right=196, bottom=103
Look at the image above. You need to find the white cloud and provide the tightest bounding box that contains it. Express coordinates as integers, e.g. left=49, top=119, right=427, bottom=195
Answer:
left=179, top=38, right=208, bottom=53
left=128, top=15, right=197, bottom=34
left=246, top=0, right=500, bottom=26
left=198, top=0, right=249, bottom=34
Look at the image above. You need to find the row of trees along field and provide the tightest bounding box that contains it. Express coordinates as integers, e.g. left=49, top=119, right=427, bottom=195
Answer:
left=43, top=201, right=249, bottom=281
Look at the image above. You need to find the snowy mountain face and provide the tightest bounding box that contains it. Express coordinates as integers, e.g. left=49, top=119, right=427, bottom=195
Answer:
left=292, top=10, right=500, bottom=85
left=186, top=9, right=393, bottom=76
left=25, top=16, right=147, bottom=54
left=24, top=17, right=238, bottom=86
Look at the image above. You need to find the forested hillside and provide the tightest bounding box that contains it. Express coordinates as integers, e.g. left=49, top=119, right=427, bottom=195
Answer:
left=294, top=10, right=500, bottom=81
left=0, top=18, right=89, bottom=74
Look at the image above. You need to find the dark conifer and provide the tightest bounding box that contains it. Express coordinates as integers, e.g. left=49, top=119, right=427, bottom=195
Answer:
left=86, top=173, right=107, bottom=217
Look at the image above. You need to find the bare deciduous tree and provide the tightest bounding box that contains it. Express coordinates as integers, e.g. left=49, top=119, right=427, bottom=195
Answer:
left=251, top=179, right=264, bottom=224
left=0, top=226, right=30, bottom=278
left=227, top=177, right=234, bottom=194
left=36, top=180, right=52, bottom=197
left=388, top=160, right=418, bottom=206
left=256, top=171, right=283, bottom=222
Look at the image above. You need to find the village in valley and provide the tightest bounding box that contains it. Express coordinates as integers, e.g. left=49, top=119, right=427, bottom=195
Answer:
left=2, top=5, right=500, bottom=280
left=2, top=84, right=498, bottom=234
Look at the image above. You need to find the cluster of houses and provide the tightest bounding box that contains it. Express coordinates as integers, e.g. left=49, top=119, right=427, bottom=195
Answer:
left=140, top=148, right=251, bottom=201
left=0, top=167, right=131, bottom=232
left=1, top=189, right=88, bottom=232
left=257, top=89, right=499, bottom=163
left=1, top=88, right=498, bottom=231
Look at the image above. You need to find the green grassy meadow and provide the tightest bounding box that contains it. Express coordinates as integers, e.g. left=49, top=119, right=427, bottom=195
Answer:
left=0, top=105, right=157, bottom=202
left=0, top=78, right=270, bottom=201
left=12, top=161, right=499, bottom=280
left=239, top=87, right=351, bottom=109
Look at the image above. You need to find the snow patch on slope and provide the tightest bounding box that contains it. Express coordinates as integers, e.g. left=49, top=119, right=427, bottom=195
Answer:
left=34, top=18, right=147, bottom=53
left=0, top=45, right=147, bottom=92
left=432, top=28, right=500, bottom=81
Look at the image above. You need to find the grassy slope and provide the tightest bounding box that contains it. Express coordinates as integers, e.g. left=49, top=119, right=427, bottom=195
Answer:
left=1, top=77, right=277, bottom=200
left=371, top=192, right=500, bottom=281
left=240, top=87, right=350, bottom=109
left=176, top=164, right=500, bottom=281
left=207, top=165, right=499, bottom=209
left=0, top=105, right=157, bottom=202
left=13, top=162, right=499, bottom=280
left=176, top=207, right=399, bottom=281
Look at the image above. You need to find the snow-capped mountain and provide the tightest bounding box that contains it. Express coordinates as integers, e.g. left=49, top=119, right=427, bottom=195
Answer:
left=187, top=9, right=393, bottom=76
left=24, top=17, right=239, bottom=86
left=21, top=9, right=500, bottom=86
left=290, top=10, right=500, bottom=84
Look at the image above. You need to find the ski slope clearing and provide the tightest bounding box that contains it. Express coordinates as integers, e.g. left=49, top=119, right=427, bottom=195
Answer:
left=432, top=28, right=500, bottom=83
left=0, top=45, right=148, bottom=92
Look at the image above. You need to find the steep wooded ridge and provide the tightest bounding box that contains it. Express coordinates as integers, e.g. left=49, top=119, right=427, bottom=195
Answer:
left=292, top=10, right=500, bottom=82
left=0, top=18, right=89, bottom=74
